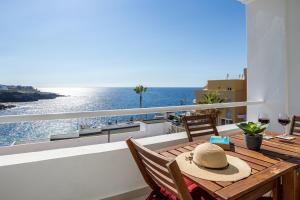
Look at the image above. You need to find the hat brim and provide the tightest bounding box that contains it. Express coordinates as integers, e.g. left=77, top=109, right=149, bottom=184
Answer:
left=176, top=152, right=251, bottom=182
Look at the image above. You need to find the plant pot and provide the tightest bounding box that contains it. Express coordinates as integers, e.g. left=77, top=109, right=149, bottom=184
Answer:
left=244, top=134, right=263, bottom=151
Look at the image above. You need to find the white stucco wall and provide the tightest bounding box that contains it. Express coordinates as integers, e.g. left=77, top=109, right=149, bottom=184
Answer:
left=0, top=125, right=238, bottom=200
left=246, top=0, right=288, bottom=131
left=246, top=0, right=300, bottom=132
left=0, top=133, right=188, bottom=200
left=286, top=0, right=300, bottom=116
left=139, top=121, right=172, bottom=135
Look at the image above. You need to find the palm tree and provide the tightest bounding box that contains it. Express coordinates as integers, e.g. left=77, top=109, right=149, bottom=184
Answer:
left=198, top=91, right=224, bottom=104
left=133, top=85, right=147, bottom=108
left=198, top=91, right=225, bottom=124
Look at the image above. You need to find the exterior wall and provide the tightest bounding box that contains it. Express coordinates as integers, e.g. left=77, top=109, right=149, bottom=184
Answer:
left=286, top=0, right=300, bottom=116
left=196, top=77, right=247, bottom=124
left=205, top=80, right=246, bottom=91
left=139, top=121, right=173, bottom=135
left=0, top=134, right=187, bottom=200
left=0, top=125, right=238, bottom=200
left=246, top=0, right=300, bottom=131
left=246, top=0, right=288, bottom=131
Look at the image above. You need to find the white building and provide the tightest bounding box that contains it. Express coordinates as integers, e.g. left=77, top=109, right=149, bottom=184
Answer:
left=0, top=85, right=8, bottom=91
left=242, top=0, right=300, bottom=132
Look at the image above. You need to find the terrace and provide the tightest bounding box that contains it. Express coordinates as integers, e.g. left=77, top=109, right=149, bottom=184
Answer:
left=0, top=0, right=299, bottom=199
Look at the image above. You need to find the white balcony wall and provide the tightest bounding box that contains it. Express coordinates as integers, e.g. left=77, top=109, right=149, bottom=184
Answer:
left=0, top=133, right=189, bottom=200
left=245, top=0, right=300, bottom=131
left=0, top=125, right=238, bottom=200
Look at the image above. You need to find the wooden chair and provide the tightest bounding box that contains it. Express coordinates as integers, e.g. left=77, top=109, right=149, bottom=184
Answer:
left=127, top=138, right=194, bottom=200
left=182, top=115, right=219, bottom=142
left=290, top=115, right=300, bottom=135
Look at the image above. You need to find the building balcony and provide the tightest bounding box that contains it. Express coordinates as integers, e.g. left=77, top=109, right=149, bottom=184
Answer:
left=0, top=101, right=262, bottom=200
left=0, top=0, right=299, bottom=199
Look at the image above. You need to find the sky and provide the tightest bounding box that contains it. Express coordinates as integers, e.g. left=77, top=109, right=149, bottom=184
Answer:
left=0, top=0, right=246, bottom=88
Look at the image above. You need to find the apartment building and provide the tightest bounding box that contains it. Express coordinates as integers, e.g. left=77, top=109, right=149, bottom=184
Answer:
left=196, top=69, right=247, bottom=125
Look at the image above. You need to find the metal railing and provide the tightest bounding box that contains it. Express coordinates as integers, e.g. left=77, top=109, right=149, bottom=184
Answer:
left=0, top=100, right=263, bottom=124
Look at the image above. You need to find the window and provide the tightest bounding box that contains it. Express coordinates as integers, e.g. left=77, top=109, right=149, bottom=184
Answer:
left=221, top=118, right=233, bottom=125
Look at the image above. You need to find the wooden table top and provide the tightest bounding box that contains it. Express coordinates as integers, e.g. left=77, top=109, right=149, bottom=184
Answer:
left=156, top=131, right=300, bottom=200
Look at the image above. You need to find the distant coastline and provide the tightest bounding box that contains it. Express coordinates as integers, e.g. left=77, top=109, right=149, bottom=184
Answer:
left=0, top=85, right=63, bottom=109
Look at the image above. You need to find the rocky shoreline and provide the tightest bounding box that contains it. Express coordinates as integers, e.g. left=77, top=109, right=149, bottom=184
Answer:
left=0, top=104, right=16, bottom=110
left=0, top=85, right=64, bottom=110
left=0, top=91, right=63, bottom=103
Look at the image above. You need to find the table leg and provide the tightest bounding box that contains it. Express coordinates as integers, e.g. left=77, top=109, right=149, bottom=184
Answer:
left=234, top=179, right=279, bottom=200
left=296, top=167, right=300, bottom=200
left=271, top=179, right=279, bottom=200
left=281, top=167, right=300, bottom=200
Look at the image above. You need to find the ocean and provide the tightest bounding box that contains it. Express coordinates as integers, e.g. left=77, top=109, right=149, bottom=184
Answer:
left=0, top=87, right=200, bottom=146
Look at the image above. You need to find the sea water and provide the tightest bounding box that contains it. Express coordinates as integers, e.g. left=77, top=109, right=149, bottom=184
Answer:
left=0, top=87, right=200, bottom=146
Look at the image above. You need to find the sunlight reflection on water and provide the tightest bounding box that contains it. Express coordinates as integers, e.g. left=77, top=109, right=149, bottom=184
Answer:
left=0, top=87, right=199, bottom=146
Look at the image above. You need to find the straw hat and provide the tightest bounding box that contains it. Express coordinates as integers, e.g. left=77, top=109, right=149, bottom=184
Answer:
left=176, top=143, right=251, bottom=182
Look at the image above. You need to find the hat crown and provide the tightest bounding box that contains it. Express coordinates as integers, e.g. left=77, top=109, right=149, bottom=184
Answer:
left=193, top=143, right=228, bottom=169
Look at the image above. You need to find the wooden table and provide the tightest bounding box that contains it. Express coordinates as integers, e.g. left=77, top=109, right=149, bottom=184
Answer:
left=156, top=131, right=300, bottom=200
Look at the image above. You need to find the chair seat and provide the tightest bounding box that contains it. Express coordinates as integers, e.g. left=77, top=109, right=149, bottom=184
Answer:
left=147, top=178, right=219, bottom=200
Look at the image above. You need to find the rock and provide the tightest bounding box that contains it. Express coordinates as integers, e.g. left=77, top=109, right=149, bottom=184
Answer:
left=0, top=85, right=64, bottom=103
left=0, top=104, right=16, bottom=110
left=0, top=91, right=64, bottom=103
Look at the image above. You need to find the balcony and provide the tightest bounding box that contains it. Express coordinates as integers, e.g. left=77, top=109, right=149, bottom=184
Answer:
left=0, top=101, right=260, bottom=200
left=0, top=0, right=300, bottom=199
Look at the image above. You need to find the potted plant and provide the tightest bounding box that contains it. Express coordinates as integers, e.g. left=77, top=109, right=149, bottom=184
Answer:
left=237, top=122, right=268, bottom=151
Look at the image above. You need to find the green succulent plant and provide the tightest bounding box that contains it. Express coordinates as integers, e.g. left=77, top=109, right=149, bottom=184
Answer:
left=237, top=122, right=268, bottom=136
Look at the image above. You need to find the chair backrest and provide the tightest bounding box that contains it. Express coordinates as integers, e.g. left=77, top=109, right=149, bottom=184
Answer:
left=182, top=114, right=219, bottom=142
left=126, top=138, right=193, bottom=200
left=290, top=115, right=300, bottom=135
